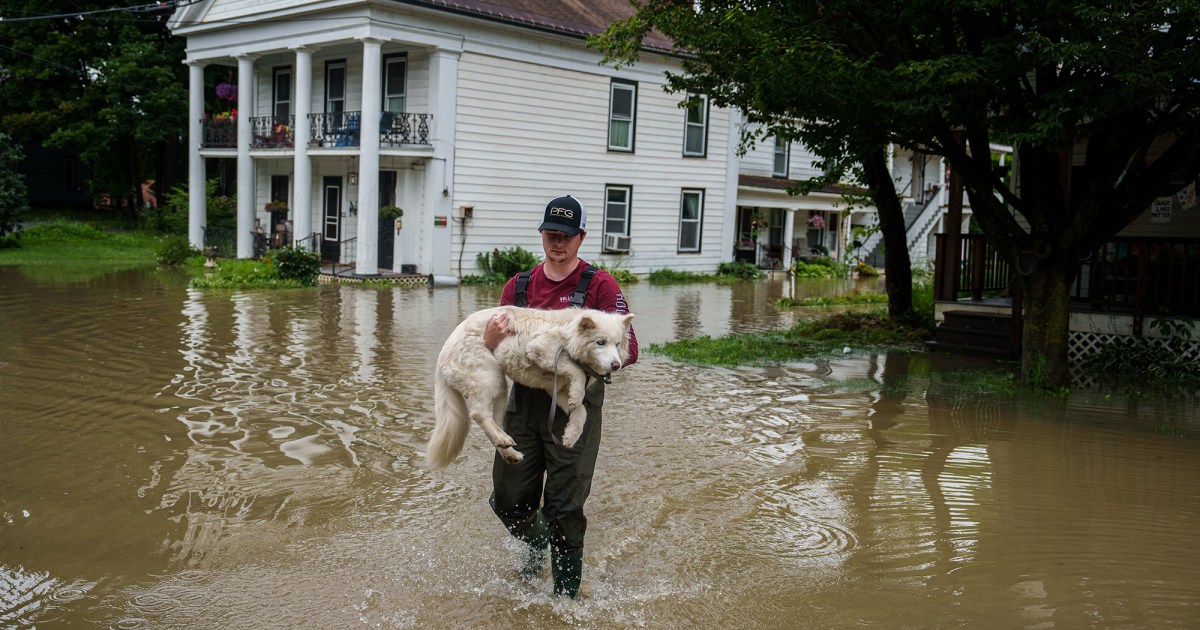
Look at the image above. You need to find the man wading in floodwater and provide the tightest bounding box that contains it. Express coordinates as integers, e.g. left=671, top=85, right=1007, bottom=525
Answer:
left=483, top=194, right=638, bottom=598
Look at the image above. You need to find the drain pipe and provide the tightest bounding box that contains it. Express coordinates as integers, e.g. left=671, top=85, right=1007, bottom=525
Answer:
left=454, top=205, right=474, bottom=278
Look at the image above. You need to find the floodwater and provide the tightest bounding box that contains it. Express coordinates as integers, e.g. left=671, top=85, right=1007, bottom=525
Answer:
left=2, top=265, right=1199, bottom=629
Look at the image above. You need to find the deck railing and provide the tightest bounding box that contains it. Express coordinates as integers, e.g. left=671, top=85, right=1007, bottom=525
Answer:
left=250, top=115, right=294, bottom=149
left=935, top=234, right=1200, bottom=331
left=202, top=112, right=432, bottom=149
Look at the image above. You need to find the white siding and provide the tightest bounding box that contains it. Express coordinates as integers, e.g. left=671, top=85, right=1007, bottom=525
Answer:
left=451, top=52, right=731, bottom=276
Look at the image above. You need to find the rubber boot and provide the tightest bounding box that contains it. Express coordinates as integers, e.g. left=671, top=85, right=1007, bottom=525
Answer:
left=551, top=549, right=583, bottom=598
left=518, top=512, right=549, bottom=578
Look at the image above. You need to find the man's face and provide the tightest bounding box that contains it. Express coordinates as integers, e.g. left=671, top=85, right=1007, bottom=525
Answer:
left=540, top=229, right=584, bottom=264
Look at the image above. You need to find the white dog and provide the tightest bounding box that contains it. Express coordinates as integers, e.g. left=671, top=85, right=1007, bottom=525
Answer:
left=425, top=306, right=634, bottom=469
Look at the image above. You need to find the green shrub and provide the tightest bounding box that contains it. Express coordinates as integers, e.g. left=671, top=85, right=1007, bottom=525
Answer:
left=0, top=133, right=29, bottom=242
left=717, top=261, right=764, bottom=279
left=268, top=246, right=320, bottom=285
left=476, top=246, right=541, bottom=283
left=1085, top=316, right=1200, bottom=380
left=648, top=268, right=708, bottom=283
left=593, top=263, right=639, bottom=284
left=156, top=234, right=199, bottom=266
left=854, top=262, right=880, bottom=277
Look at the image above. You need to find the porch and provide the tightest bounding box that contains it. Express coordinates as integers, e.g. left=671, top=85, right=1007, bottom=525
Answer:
left=928, top=234, right=1200, bottom=361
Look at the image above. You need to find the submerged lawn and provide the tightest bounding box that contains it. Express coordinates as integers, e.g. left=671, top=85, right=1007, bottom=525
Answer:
left=0, top=221, right=159, bottom=267
left=650, top=311, right=933, bottom=365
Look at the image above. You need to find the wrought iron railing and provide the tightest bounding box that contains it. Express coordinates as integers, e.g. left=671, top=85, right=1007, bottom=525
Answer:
left=380, top=112, right=432, bottom=146
left=310, top=111, right=362, bottom=148
left=202, top=226, right=238, bottom=258
left=309, top=111, right=432, bottom=148
left=201, top=118, right=236, bottom=148
left=335, top=237, right=357, bottom=276
left=250, top=115, right=294, bottom=149
left=295, top=233, right=319, bottom=254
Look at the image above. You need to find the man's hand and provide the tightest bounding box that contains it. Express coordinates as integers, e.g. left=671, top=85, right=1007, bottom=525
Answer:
left=483, top=313, right=513, bottom=352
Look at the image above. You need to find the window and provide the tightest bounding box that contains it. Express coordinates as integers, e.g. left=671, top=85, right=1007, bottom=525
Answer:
left=678, top=189, right=704, bottom=253
left=383, top=54, right=407, bottom=113
left=325, top=61, right=346, bottom=117
left=608, top=80, right=637, bottom=151
left=683, top=94, right=708, bottom=157
left=773, top=136, right=790, bottom=177
left=604, top=185, right=631, bottom=237
left=273, top=67, right=291, bottom=120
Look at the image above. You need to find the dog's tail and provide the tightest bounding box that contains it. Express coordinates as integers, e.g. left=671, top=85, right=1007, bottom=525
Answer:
left=426, top=376, right=470, bottom=469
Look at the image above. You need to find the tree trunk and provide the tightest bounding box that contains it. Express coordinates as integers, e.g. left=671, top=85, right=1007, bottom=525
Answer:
left=861, top=150, right=913, bottom=319
left=1017, top=257, right=1077, bottom=388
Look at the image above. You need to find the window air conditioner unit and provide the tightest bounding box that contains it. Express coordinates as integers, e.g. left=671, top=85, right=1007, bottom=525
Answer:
left=604, top=233, right=631, bottom=253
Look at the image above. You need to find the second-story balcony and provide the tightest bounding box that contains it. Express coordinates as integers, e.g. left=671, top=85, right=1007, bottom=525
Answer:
left=309, top=111, right=432, bottom=149
left=200, top=112, right=432, bottom=150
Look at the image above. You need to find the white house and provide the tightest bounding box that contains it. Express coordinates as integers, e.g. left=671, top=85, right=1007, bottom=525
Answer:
left=169, top=0, right=751, bottom=279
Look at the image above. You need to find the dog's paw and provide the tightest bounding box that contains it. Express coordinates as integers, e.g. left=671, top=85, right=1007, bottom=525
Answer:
left=498, top=446, right=524, bottom=464
left=561, top=423, right=583, bottom=449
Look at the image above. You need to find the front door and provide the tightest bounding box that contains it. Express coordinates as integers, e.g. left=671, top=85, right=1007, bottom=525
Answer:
left=377, top=171, right=397, bottom=269
left=321, top=176, right=342, bottom=263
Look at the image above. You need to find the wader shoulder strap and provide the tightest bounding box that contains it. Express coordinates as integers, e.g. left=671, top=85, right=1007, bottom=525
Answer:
left=570, top=265, right=597, bottom=308
left=514, top=270, right=532, bottom=307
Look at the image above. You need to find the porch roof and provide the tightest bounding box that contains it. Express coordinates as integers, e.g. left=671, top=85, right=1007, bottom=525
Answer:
left=738, top=174, right=866, bottom=197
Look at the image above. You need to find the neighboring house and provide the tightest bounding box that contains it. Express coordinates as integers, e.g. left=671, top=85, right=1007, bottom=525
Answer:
left=731, top=118, right=855, bottom=269
left=169, top=0, right=741, bottom=278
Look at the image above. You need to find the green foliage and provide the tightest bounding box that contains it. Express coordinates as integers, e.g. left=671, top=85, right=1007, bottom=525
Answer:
left=471, top=246, right=541, bottom=284
left=0, top=219, right=158, bottom=267
left=774, top=293, right=888, bottom=308
left=154, top=180, right=236, bottom=234
left=1085, top=316, right=1200, bottom=381
left=0, top=2, right=188, bottom=216
left=592, top=263, right=639, bottom=285
left=379, top=205, right=404, bottom=219
left=853, top=262, right=880, bottom=277
left=648, top=268, right=708, bottom=283
left=189, top=258, right=308, bottom=290
left=155, top=234, right=198, bottom=266
left=650, top=311, right=930, bottom=366
left=717, top=261, right=764, bottom=279
left=266, top=246, right=320, bottom=286
left=0, top=133, right=29, bottom=243
left=791, top=256, right=851, bottom=279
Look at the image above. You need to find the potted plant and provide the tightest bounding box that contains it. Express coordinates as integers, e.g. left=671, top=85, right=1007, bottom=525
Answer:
left=381, top=205, right=404, bottom=230
left=749, top=212, right=769, bottom=240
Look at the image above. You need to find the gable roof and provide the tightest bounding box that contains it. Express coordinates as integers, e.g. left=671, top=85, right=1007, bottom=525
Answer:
left=397, top=0, right=674, bottom=51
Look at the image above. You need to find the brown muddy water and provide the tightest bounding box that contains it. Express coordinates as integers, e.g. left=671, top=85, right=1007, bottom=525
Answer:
left=2, top=266, right=1199, bottom=629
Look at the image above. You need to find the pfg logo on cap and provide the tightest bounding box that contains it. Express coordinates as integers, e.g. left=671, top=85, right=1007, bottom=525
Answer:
left=548, top=206, right=575, bottom=219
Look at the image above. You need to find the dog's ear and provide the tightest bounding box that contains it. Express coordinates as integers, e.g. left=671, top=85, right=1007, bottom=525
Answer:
left=621, top=313, right=634, bottom=328
left=576, top=314, right=597, bottom=332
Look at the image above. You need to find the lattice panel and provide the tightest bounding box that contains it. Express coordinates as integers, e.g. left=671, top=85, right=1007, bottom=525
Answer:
left=1069, top=330, right=1200, bottom=363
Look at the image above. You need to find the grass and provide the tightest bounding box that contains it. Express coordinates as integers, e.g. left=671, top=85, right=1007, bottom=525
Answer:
left=0, top=220, right=160, bottom=267
left=774, top=293, right=889, bottom=308
left=651, top=310, right=933, bottom=365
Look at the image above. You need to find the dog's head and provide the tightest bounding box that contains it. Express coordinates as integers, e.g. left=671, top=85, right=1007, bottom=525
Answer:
left=568, top=310, right=636, bottom=376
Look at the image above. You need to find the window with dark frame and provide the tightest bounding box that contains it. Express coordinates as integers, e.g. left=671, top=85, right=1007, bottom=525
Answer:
left=773, top=136, right=790, bottom=177
left=604, top=185, right=632, bottom=239
left=325, top=61, right=346, bottom=117
left=273, top=67, right=292, bottom=120
left=683, top=94, right=708, bottom=157
left=608, top=80, right=637, bottom=151
left=383, top=54, right=407, bottom=113
left=678, top=189, right=704, bottom=252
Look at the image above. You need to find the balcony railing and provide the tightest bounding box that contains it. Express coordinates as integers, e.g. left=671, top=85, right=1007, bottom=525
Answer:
left=251, top=115, right=294, bottom=149
left=309, top=111, right=432, bottom=148
left=201, top=118, right=236, bottom=148
left=201, top=112, right=432, bottom=149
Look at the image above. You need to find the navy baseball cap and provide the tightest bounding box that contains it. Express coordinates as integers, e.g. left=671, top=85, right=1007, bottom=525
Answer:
left=538, top=195, right=587, bottom=236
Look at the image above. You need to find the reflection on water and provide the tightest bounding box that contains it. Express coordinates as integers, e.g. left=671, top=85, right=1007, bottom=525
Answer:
left=1, top=266, right=1199, bottom=628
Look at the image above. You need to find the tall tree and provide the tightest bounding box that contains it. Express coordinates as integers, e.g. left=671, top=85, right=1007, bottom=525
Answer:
left=597, top=0, right=1200, bottom=387
left=0, top=1, right=187, bottom=218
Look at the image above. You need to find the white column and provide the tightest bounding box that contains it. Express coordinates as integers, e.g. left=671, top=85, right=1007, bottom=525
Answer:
left=187, top=60, right=207, bottom=249
left=783, top=208, right=795, bottom=265
left=292, top=47, right=314, bottom=247
left=426, top=49, right=459, bottom=278
left=723, top=108, right=742, bottom=263
left=355, top=38, right=383, bottom=276
left=236, top=55, right=257, bottom=258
